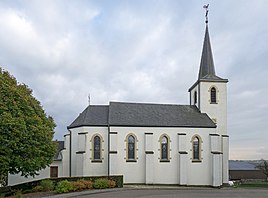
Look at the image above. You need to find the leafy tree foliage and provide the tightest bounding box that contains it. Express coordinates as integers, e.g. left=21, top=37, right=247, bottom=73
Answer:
left=256, top=159, right=268, bottom=181
left=0, top=68, right=56, bottom=177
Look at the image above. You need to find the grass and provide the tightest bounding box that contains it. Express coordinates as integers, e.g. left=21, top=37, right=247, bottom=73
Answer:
left=238, top=181, right=268, bottom=188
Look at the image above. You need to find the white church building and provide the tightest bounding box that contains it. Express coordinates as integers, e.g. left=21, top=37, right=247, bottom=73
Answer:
left=8, top=18, right=229, bottom=187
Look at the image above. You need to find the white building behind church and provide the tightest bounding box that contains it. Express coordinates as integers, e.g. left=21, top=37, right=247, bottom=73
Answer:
left=8, top=19, right=229, bottom=187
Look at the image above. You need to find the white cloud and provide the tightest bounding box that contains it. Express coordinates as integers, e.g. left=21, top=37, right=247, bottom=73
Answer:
left=1, top=0, right=268, bottom=160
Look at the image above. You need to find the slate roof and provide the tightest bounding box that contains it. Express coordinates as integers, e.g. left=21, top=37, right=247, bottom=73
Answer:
left=198, top=24, right=228, bottom=82
left=68, top=105, right=109, bottom=128
left=229, top=161, right=259, bottom=171
left=68, top=102, right=216, bottom=129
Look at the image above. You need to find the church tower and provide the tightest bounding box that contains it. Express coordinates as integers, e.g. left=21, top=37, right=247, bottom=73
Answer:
left=188, top=12, right=228, bottom=136
left=188, top=8, right=229, bottom=184
left=189, top=5, right=229, bottom=186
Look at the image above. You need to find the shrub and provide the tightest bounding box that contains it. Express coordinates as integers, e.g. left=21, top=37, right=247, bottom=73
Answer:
left=110, top=176, right=123, bottom=187
left=93, top=178, right=109, bottom=189
left=40, top=180, right=54, bottom=191
left=55, top=180, right=73, bottom=193
left=108, top=180, right=116, bottom=188
left=14, top=190, right=22, bottom=198
left=80, top=180, right=93, bottom=189
left=32, top=185, right=43, bottom=192
left=72, top=180, right=86, bottom=191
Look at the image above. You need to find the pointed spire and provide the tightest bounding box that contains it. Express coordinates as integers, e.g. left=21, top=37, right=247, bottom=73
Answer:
left=198, top=5, right=226, bottom=81
left=198, top=24, right=217, bottom=80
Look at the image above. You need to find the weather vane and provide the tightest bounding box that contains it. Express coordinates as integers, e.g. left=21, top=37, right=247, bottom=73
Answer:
left=203, top=4, right=209, bottom=24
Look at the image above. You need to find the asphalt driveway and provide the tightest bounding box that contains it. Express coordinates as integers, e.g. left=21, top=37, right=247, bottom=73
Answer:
left=58, top=188, right=268, bottom=198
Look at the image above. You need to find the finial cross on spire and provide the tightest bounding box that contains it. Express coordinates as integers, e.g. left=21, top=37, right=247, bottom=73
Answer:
left=203, top=4, right=209, bottom=24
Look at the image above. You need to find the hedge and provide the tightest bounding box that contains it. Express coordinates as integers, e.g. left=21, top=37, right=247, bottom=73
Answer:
left=0, top=175, right=123, bottom=196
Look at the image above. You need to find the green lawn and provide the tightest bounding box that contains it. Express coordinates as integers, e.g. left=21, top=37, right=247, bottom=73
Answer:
left=239, top=181, right=268, bottom=188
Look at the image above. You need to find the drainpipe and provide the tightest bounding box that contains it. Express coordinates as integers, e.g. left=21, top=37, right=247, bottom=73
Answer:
left=68, top=129, right=72, bottom=177
left=107, top=105, right=110, bottom=179
left=198, top=82, right=201, bottom=110
left=108, top=124, right=110, bottom=179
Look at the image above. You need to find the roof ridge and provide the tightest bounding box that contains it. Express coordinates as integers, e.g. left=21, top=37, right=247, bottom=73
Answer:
left=110, top=101, right=193, bottom=106
left=89, top=105, right=109, bottom=107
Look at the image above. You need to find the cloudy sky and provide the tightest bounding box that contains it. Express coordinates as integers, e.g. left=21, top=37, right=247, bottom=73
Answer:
left=1, top=0, right=267, bottom=160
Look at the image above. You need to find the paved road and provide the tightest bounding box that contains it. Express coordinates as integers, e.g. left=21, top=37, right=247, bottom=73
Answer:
left=74, top=188, right=268, bottom=198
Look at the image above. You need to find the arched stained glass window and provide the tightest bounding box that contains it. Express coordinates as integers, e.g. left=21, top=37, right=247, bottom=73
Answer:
left=193, top=136, right=200, bottom=160
left=93, top=135, right=101, bottom=160
left=210, top=87, right=216, bottom=103
left=161, top=136, right=168, bottom=160
left=127, top=135, right=135, bottom=160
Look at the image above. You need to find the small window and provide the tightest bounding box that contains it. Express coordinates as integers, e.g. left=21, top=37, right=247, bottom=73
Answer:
left=210, top=87, right=216, bottom=103
left=161, top=136, right=168, bottom=160
left=93, top=136, right=101, bottom=160
left=160, top=134, right=170, bottom=162
left=126, top=134, right=137, bottom=161
left=192, top=136, right=201, bottom=162
left=91, top=134, right=103, bottom=162
left=50, top=166, right=58, bottom=178
left=194, top=91, right=197, bottom=104
left=127, top=135, right=135, bottom=160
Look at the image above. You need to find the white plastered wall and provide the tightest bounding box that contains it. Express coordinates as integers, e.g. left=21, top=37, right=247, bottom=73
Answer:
left=69, top=127, right=108, bottom=177
left=109, top=126, right=216, bottom=185
left=190, top=80, right=228, bottom=186
left=199, top=81, right=227, bottom=136
left=8, top=160, right=63, bottom=186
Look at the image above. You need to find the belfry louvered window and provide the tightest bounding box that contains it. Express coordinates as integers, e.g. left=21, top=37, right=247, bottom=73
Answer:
left=210, top=87, right=216, bottom=103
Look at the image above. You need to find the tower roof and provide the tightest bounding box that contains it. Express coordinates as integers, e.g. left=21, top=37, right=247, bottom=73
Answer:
left=189, top=19, right=228, bottom=92
left=198, top=24, right=224, bottom=81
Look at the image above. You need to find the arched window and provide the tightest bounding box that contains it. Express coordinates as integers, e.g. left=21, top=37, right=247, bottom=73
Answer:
left=210, top=87, right=217, bottom=103
left=161, top=136, right=168, bottom=160
left=93, top=135, right=101, bottom=160
left=194, top=91, right=197, bottom=104
left=127, top=135, right=136, bottom=160
left=159, top=134, right=170, bottom=162
left=192, top=136, right=201, bottom=161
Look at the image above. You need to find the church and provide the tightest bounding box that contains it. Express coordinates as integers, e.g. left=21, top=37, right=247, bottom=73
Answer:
left=8, top=16, right=229, bottom=187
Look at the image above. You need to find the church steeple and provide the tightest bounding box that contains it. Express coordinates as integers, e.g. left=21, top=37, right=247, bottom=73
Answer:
left=198, top=6, right=223, bottom=81
left=198, top=24, right=218, bottom=80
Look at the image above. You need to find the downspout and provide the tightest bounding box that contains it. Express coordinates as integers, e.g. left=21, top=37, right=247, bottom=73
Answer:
left=107, top=105, right=110, bottom=179
left=189, top=90, right=191, bottom=105
left=108, top=124, right=110, bottom=179
left=198, top=82, right=201, bottom=111
left=68, top=129, right=72, bottom=177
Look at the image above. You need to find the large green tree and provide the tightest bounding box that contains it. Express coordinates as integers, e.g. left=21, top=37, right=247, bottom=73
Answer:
left=0, top=68, right=56, bottom=177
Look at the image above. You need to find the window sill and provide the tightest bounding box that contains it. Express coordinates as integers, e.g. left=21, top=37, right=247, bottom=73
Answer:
left=91, top=160, right=102, bottom=163
left=160, top=160, right=170, bottom=163
left=126, top=159, right=137, bottom=162
left=192, top=160, right=202, bottom=163
left=210, top=102, right=217, bottom=104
